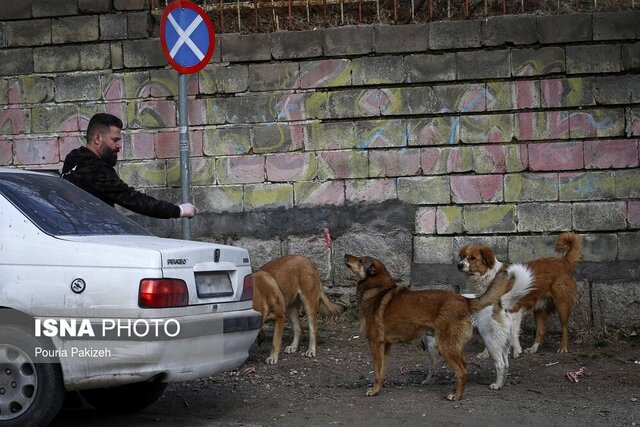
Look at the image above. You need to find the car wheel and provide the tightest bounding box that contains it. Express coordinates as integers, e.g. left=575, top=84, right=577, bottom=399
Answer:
left=0, top=324, right=65, bottom=427
left=80, top=380, right=167, bottom=413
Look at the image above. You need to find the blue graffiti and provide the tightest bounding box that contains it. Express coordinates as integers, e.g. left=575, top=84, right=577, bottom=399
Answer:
left=575, top=176, right=598, bottom=194
left=448, top=87, right=489, bottom=145
left=358, top=129, right=386, bottom=149
left=449, top=117, right=459, bottom=145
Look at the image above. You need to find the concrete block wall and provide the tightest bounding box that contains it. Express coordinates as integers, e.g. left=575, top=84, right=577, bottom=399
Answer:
left=1, top=1, right=639, bottom=330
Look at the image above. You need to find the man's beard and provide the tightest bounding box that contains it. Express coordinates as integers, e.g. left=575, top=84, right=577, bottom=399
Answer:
left=101, top=145, right=118, bottom=167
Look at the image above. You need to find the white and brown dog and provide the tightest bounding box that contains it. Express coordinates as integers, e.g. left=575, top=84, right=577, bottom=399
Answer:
left=457, top=232, right=582, bottom=357
left=421, top=263, right=533, bottom=390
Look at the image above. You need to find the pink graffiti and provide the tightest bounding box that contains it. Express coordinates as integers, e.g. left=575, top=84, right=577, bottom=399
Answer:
left=447, top=148, right=466, bottom=172
left=417, top=208, right=436, bottom=234
left=226, top=156, right=264, bottom=183
left=359, top=90, right=380, bottom=115
left=628, top=201, right=640, bottom=227
left=378, top=90, right=390, bottom=113
left=0, top=109, right=26, bottom=135
left=569, top=112, right=598, bottom=137
left=320, top=151, right=349, bottom=178
left=106, top=102, right=126, bottom=121
left=487, top=125, right=507, bottom=143
left=518, top=113, right=533, bottom=140
left=584, top=139, right=639, bottom=169
left=516, top=64, right=535, bottom=77
left=450, top=175, right=502, bottom=203
left=479, top=145, right=507, bottom=173
left=515, top=80, right=538, bottom=109
left=7, top=81, right=21, bottom=104
left=0, top=140, right=12, bottom=164
left=528, top=142, right=583, bottom=171
left=278, top=93, right=305, bottom=121
left=517, top=111, right=568, bottom=141
left=416, top=123, right=438, bottom=146
left=633, top=114, right=640, bottom=136
left=541, top=79, right=564, bottom=108
left=458, top=86, right=486, bottom=112
left=300, top=59, right=348, bottom=88
left=301, top=181, right=344, bottom=206
left=104, top=79, right=123, bottom=101
left=421, top=148, right=439, bottom=174
left=277, top=59, right=350, bottom=151
left=547, top=111, right=569, bottom=139
left=131, top=99, right=176, bottom=128
left=348, top=178, right=395, bottom=202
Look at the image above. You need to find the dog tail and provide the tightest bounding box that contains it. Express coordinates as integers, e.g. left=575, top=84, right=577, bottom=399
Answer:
left=556, top=232, right=582, bottom=271
left=319, top=289, right=347, bottom=317
left=500, top=264, right=534, bottom=311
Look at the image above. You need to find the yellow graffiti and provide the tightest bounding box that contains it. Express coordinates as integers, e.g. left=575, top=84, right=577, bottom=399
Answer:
left=246, top=185, right=292, bottom=206
left=148, top=74, right=178, bottom=97
left=564, top=78, right=585, bottom=106
left=380, top=88, right=404, bottom=115
left=216, top=186, right=244, bottom=204
left=504, top=174, right=523, bottom=201
left=467, top=205, right=514, bottom=229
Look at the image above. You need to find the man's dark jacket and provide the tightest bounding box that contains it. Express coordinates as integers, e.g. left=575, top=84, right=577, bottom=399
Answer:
left=61, top=146, right=180, bottom=219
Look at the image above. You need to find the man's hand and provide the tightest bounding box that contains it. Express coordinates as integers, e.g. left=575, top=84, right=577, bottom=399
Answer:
left=178, top=203, right=196, bottom=218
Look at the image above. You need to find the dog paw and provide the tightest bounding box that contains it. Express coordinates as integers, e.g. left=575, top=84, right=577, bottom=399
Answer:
left=476, top=349, right=490, bottom=359
left=489, top=383, right=502, bottom=390
left=446, top=393, right=458, bottom=401
left=365, top=388, right=379, bottom=397
left=524, top=344, right=539, bottom=354
left=557, top=348, right=569, bottom=353
left=265, top=356, right=279, bottom=365
left=303, top=349, right=316, bottom=358
left=284, top=346, right=298, bottom=354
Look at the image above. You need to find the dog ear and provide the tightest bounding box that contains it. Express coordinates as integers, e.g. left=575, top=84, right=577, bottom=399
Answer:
left=479, top=246, right=495, bottom=268
left=363, top=258, right=377, bottom=277
left=458, top=245, right=469, bottom=259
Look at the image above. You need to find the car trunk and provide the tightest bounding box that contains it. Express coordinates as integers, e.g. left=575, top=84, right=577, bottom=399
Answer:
left=58, top=235, right=253, bottom=308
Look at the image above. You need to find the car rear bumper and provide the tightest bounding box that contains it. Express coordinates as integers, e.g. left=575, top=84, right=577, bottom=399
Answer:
left=48, top=309, right=261, bottom=390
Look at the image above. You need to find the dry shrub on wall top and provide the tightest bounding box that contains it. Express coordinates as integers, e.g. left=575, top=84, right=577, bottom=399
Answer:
left=152, top=0, right=636, bottom=34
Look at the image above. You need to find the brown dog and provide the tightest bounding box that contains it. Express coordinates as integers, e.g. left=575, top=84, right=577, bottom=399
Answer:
left=252, top=255, right=345, bottom=365
left=457, top=232, right=582, bottom=356
left=344, top=254, right=516, bottom=401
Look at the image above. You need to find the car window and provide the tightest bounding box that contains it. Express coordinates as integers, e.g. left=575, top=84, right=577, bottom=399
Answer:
left=0, top=172, right=151, bottom=236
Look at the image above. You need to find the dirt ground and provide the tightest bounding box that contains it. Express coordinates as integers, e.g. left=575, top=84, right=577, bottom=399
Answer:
left=53, top=313, right=640, bottom=426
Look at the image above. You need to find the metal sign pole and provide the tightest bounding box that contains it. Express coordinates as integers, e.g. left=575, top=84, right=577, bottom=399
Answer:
left=178, top=73, right=191, bottom=240
left=160, top=1, right=215, bottom=242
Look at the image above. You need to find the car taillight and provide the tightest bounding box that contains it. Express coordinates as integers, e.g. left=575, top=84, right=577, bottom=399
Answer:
left=240, top=274, right=253, bottom=301
left=139, top=279, right=189, bottom=308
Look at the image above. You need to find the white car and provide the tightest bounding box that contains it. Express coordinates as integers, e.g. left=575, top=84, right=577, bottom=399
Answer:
left=0, top=168, right=261, bottom=426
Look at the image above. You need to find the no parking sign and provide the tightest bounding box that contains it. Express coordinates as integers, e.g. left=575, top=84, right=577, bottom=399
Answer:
left=159, top=1, right=216, bottom=240
left=160, top=0, right=216, bottom=74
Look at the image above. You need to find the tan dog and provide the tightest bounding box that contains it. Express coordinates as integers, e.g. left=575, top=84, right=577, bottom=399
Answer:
left=252, top=255, right=345, bottom=365
left=457, top=232, right=582, bottom=356
left=344, top=254, right=519, bottom=401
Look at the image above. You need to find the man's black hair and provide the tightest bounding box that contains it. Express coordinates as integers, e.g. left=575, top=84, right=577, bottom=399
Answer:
left=86, top=113, right=123, bottom=143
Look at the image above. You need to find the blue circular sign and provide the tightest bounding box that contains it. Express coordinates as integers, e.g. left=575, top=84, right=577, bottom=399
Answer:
left=160, top=1, right=216, bottom=74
